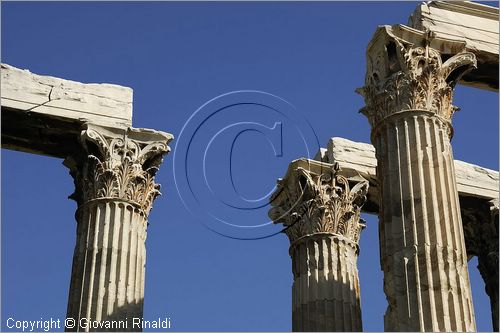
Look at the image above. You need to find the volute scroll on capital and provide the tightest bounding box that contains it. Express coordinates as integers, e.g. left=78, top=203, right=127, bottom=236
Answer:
left=356, top=25, right=477, bottom=130
left=269, top=161, right=369, bottom=245
left=64, top=123, right=174, bottom=216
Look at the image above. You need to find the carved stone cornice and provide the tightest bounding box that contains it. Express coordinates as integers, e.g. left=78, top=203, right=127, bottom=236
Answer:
left=64, top=124, right=174, bottom=216
left=269, top=159, right=369, bottom=245
left=357, top=25, right=477, bottom=130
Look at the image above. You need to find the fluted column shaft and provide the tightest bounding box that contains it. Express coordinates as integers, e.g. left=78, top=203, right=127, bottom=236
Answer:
left=64, top=124, right=173, bottom=331
left=290, top=234, right=362, bottom=331
left=374, top=112, right=474, bottom=331
left=269, top=161, right=368, bottom=332
left=66, top=200, right=147, bottom=330
left=358, top=26, right=478, bottom=331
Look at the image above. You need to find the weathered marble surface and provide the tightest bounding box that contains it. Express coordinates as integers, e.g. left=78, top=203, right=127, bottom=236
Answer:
left=357, top=22, right=479, bottom=331
left=316, top=137, right=499, bottom=211
left=280, top=147, right=498, bottom=331
left=65, top=124, right=173, bottom=332
left=1, top=63, right=132, bottom=126
left=1, top=63, right=133, bottom=157
left=409, top=1, right=499, bottom=91
left=270, top=161, right=368, bottom=332
left=1, top=63, right=174, bottom=331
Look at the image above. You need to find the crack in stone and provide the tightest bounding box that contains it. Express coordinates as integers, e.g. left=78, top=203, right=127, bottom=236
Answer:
left=38, top=81, right=131, bottom=104
left=25, top=86, right=58, bottom=112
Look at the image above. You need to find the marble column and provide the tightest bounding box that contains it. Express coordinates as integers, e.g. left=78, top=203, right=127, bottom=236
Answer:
left=64, top=124, right=173, bottom=331
left=269, top=161, right=369, bottom=331
left=357, top=26, right=477, bottom=331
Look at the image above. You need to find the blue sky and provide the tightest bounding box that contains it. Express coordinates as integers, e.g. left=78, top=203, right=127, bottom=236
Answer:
left=2, top=1, right=498, bottom=331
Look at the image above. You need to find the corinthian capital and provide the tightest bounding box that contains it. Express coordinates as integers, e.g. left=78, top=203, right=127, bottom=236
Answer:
left=269, top=159, right=369, bottom=244
left=357, top=25, right=477, bottom=129
left=64, top=124, right=174, bottom=216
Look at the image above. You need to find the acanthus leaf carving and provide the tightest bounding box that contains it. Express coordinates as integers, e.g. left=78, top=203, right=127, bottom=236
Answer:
left=269, top=162, right=369, bottom=244
left=65, top=124, right=173, bottom=216
left=357, top=27, right=477, bottom=130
